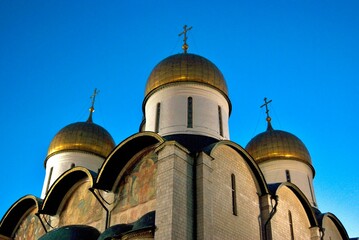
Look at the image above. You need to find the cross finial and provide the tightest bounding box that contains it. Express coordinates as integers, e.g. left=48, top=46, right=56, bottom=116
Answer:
left=87, top=88, right=100, bottom=123
left=178, top=25, right=192, bottom=53
left=260, top=97, right=273, bottom=130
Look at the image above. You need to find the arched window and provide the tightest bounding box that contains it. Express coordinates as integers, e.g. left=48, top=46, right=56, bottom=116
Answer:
left=285, top=170, right=291, bottom=182
left=218, top=106, right=223, bottom=137
left=155, top=102, right=161, bottom=133
left=46, top=167, right=53, bottom=192
left=307, top=176, right=316, bottom=206
left=231, top=174, right=237, bottom=216
left=187, top=97, right=193, bottom=128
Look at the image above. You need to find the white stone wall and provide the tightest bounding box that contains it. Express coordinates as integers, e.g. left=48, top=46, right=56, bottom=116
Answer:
left=259, top=160, right=317, bottom=206
left=41, top=152, right=105, bottom=198
left=144, top=84, right=230, bottom=140
left=322, top=216, right=345, bottom=240
left=196, top=152, right=214, bottom=240
left=154, top=141, right=194, bottom=240
left=271, top=186, right=312, bottom=240
left=208, top=145, right=261, bottom=239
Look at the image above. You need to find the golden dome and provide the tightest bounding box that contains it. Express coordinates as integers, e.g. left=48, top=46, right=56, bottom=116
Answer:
left=145, top=53, right=228, bottom=97
left=47, top=121, right=115, bottom=159
left=245, top=125, right=312, bottom=165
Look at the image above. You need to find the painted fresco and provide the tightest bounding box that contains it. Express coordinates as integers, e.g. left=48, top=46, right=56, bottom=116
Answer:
left=112, top=151, right=157, bottom=224
left=112, top=199, right=156, bottom=225
left=14, top=208, right=45, bottom=240
left=59, top=181, right=103, bottom=227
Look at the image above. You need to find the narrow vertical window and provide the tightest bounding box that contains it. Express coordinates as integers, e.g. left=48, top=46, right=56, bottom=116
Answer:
left=46, top=167, right=53, bottom=192
left=231, top=174, right=237, bottom=216
left=155, top=102, right=161, bottom=133
left=288, top=210, right=294, bottom=240
left=218, top=106, right=223, bottom=137
left=187, top=97, right=193, bottom=128
left=307, top=176, right=316, bottom=206
left=286, top=170, right=291, bottom=182
left=71, top=163, right=75, bottom=168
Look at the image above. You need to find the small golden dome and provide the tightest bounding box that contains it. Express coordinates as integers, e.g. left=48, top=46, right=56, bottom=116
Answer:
left=245, top=126, right=312, bottom=165
left=145, top=53, right=228, bottom=97
left=47, top=121, right=115, bottom=159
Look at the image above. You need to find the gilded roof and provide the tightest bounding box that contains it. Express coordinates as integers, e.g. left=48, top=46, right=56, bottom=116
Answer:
left=245, top=126, right=312, bottom=165
left=47, top=121, right=115, bottom=159
left=145, top=53, right=228, bottom=97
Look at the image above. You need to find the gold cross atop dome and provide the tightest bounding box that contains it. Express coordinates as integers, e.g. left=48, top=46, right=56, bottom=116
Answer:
left=260, top=97, right=273, bottom=130
left=178, top=25, right=192, bottom=53
left=87, top=88, right=99, bottom=123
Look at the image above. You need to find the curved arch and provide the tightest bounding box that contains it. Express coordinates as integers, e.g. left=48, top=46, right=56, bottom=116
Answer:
left=41, top=167, right=96, bottom=216
left=39, top=225, right=100, bottom=240
left=272, top=182, right=318, bottom=227
left=0, top=195, right=42, bottom=237
left=95, top=131, right=165, bottom=191
left=203, top=140, right=269, bottom=196
left=318, top=212, right=349, bottom=239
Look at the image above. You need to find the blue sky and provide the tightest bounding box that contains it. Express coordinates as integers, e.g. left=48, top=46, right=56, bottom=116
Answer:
left=0, top=0, right=358, bottom=237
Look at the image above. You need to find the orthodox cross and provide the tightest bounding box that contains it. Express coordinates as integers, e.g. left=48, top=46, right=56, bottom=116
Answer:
left=87, top=88, right=99, bottom=123
left=178, top=25, right=192, bottom=53
left=90, top=88, right=100, bottom=113
left=260, top=97, right=272, bottom=122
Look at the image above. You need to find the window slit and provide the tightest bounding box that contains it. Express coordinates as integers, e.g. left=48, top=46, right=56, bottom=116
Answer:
left=46, top=167, right=53, bottom=192
left=155, top=102, right=161, bottom=133
left=187, top=97, right=193, bottom=128
left=289, top=210, right=294, bottom=240
left=286, top=170, right=291, bottom=182
left=308, top=175, right=316, bottom=206
left=231, top=174, right=237, bottom=216
left=218, top=106, right=223, bottom=136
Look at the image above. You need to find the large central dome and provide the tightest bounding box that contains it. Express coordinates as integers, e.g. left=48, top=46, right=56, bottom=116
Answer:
left=145, top=53, right=228, bottom=97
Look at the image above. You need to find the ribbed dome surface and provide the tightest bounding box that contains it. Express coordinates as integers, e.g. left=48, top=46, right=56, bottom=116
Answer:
left=47, top=121, right=115, bottom=158
left=145, top=53, right=228, bottom=97
left=245, top=127, right=312, bottom=165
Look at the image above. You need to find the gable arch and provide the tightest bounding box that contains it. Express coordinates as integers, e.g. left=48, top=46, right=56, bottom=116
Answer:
left=318, top=212, right=349, bottom=239
left=203, top=140, right=269, bottom=196
left=95, top=131, right=164, bottom=191
left=40, top=167, right=96, bottom=216
left=0, top=195, right=42, bottom=238
left=272, top=182, right=318, bottom=227
left=110, top=146, right=158, bottom=225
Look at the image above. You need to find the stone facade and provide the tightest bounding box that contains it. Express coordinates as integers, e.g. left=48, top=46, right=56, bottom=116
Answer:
left=154, top=141, right=193, bottom=240
left=271, top=187, right=312, bottom=240
left=0, top=135, right=351, bottom=239
left=209, top=144, right=261, bottom=239
left=322, top=215, right=347, bottom=240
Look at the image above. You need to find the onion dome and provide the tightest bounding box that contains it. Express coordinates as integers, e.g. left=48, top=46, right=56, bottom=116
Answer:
left=245, top=98, right=312, bottom=165
left=245, top=123, right=312, bottom=165
left=47, top=121, right=115, bottom=159
left=145, top=53, right=229, bottom=98
left=46, top=89, right=115, bottom=159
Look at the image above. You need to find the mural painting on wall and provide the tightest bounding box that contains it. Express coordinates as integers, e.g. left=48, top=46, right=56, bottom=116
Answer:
left=59, top=181, right=103, bottom=226
left=116, top=152, right=157, bottom=212
left=14, top=209, right=45, bottom=240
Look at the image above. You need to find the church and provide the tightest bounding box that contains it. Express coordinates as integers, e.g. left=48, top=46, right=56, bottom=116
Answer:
left=0, top=26, right=352, bottom=240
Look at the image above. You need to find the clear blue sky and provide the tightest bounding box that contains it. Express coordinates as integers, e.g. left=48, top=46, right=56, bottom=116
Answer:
left=0, top=0, right=358, bottom=237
